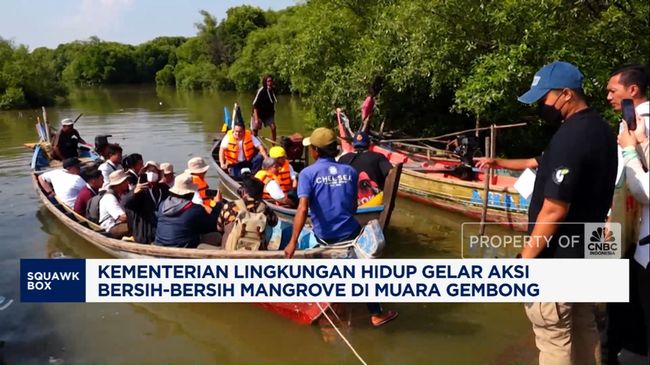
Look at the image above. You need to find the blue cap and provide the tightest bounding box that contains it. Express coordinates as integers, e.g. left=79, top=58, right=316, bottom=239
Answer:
left=352, top=131, right=370, bottom=148
left=518, top=61, right=584, bottom=104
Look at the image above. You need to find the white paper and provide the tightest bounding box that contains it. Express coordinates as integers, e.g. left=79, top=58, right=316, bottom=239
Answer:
left=514, top=168, right=536, bottom=200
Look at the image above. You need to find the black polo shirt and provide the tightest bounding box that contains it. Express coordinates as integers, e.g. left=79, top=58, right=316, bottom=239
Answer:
left=528, top=108, right=617, bottom=258
left=338, top=150, right=393, bottom=189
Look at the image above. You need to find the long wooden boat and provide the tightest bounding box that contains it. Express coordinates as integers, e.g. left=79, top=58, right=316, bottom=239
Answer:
left=336, top=111, right=528, bottom=232
left=208, top=135, right=403, bottom=231
left=29, top=141, right=372, bottom=325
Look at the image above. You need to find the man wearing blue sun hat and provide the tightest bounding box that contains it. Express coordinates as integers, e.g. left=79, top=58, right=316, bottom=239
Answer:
left=478, top=61, right=618, bottom=364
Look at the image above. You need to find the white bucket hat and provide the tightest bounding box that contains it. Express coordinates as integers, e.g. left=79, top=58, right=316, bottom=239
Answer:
left=108, top=170, right=129, bottom=187
left=143, top=160, right=160, bottom=170
left=61, top=118, right=74, bottom=126
left=186, top=157, right=209, bottom=174
left=160, top=162, right=174, bottom=174
left=169, top=173, right=198, bottom=196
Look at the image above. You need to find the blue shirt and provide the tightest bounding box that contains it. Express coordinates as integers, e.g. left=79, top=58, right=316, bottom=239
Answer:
left=297, top=157, right=360, bottom=242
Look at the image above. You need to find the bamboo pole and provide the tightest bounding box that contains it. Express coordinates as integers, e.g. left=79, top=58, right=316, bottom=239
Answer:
left=42, top=106, right=50, bottom=142
left=378, top=122, right=526, bottom=144
left=479, top=124, right=496, bottom=235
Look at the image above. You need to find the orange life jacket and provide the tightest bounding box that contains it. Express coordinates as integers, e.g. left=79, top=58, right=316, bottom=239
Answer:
left=224, top=130, right=255, bottom=165
left=276, top=159, right=293, bottom=193
left=254, top=170, right=275, bottom=200
left=191, top=174, right=211, bottom=207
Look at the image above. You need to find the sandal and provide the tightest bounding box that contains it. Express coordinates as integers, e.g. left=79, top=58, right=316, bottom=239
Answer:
left=371, top=310, right=398, bottom=327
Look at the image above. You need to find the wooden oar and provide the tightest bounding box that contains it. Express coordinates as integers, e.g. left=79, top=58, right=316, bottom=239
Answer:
left=73, top=113, right=83, bottom=124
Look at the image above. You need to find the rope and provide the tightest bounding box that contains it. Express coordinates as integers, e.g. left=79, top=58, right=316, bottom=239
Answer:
left=316, top=303, right=368, bottom=365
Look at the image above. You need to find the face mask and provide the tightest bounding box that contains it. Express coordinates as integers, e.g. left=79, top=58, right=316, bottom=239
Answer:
left=538, top=92, right=567, bottom=125
left=146, top=172, right=159, bottom=183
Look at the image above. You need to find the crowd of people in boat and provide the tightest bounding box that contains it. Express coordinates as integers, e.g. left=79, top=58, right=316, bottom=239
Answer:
left=38, top=113, right=399, bottom=326
left=38, top=123, right=393, bottom=250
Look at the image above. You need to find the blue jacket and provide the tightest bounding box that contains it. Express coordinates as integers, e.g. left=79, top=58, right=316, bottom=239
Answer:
left=154, top=195, right=220, bottom=248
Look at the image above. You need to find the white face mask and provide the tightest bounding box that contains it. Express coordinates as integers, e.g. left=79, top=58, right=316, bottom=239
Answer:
left=146, top=172, right=159, bottom=183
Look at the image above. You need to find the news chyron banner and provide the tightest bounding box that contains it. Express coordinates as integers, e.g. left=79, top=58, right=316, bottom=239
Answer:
left=21, top=259, right=628, bottom=303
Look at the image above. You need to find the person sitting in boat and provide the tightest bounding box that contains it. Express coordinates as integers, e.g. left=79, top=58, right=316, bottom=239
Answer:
left=74, top=167, right=104, bottom=216
left=52, top=118, right=86, bottom=160
left=154, top=173, right=222, bottom=248
left=122, top=161, right=170, bottom=244
left=254, top=158, right=294, bottom=207
left=338, top=131, right=392, bottom=206
left=38, top=157, right=86, bottom=208
left=218, top=122, right=267, bottom=179
left=185, top=157, right=218, bottom=209
left=99, top=170, right=131, bottom=239
left=283, top=127, right=398, bottom=327
left=217, top=174, right=278, bottom=248
left=122, top=153, right=144, bottom=189
left=98, top=144, right=123, bottom=190
left=269, top=146, right=298, bottom=197
left=159, top=162, right=174, bottom=187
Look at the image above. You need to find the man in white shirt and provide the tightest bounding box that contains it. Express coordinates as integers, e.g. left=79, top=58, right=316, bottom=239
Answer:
left=38, top=157, right=86, bottom=208
left=218, top=123, right=267, bottom=178
left=99, top=170, right=130, bottom=238
left=605, top=64, right=650, bottom=363
left=98, top=144, right=123, bottom=190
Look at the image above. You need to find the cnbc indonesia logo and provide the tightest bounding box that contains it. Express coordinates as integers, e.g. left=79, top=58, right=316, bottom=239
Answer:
left=584, top=223, right=621, bottom=259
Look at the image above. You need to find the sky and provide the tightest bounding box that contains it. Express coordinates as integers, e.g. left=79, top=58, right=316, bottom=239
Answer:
left=0, top=0, right=296, bottom=50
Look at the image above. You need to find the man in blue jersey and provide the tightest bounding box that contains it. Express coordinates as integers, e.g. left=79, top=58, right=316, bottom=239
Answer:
left=284, top=127, right=398, bottom=327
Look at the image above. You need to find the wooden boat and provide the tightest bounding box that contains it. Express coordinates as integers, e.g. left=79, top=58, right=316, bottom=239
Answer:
left=336, top=110, right=528, bottom=231
left=29, top=141, right=380, bottom=325
left=208, top=134, right=403, bottom=231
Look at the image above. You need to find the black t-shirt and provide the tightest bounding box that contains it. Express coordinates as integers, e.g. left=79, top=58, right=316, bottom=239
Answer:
left=56, top=129, right=82, bottom=159
left=252, top=87, right=277, bottom=120
left=528, top=108, right=617, bottom=258
left=338, top=150, right=393, bottom=189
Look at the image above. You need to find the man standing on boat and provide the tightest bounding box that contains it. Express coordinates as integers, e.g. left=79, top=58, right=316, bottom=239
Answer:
left=52, top=118, right=86, bottom=160
left=252, top=74, right=278, bottom=141
left=284, top=127, right=398, bottom=327
left=502, top=61, right=617, bottom=365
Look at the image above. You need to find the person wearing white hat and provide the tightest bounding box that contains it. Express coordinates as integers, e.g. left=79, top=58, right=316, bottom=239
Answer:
left=154, top=173, right=221, bottom=248
left=98, top=170, right=130, bottom=238
left=186, top=157, right=219, bottom=209
left=159, top=162, right=174, bottom=187
left=122, top=160, right=170, bottom=244
left=52, top=117, right=86, bottom=160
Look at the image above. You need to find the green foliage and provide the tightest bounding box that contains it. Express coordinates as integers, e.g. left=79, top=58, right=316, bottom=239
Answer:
left=2, top=1, right=650, bottom=156
left=0, top=38, right=66, bottom=109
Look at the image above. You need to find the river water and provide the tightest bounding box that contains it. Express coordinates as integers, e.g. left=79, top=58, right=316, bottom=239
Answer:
left=0, top=86, right=533, bottom=364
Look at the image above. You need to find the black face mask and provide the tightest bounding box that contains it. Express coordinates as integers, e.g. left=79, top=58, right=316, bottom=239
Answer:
left=538, top=93, right=566, bottom=126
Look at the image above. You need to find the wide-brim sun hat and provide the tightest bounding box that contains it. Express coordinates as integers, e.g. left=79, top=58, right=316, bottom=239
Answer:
left=143, top=160, right=160, bottom=170
left=169, top=173, right=198, bottom=196
left=186, top=157, right=209, bottom=174
left=108, top=170, right=129, bottom=187
left=160, top=162, right=174, bottom=174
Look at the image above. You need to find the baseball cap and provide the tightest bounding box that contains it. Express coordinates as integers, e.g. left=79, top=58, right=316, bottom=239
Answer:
left=302, top=127, right=337, bottom=148
left=518, top=61, right=584, bottom=104
left=352, top=131, right=370, bottom=148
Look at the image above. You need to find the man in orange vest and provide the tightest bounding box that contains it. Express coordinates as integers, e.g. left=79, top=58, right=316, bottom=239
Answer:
left=269, top=146, right=298, bottom=205
left=254, top=157, right=293, bottom=206
left=218, top=122, right=267, bottom=179
left=186, top=157, right=218, bottom=209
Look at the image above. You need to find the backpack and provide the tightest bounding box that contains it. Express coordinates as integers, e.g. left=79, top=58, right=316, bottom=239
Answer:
left=86, top=190, right=107, bottom=223
left=224, top=199, right=267, bottom=251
